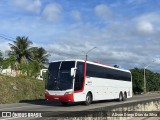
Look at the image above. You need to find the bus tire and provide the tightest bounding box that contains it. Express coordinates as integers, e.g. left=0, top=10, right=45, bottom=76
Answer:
left=84, top=93, right=92, bottom=105
left=122, top=92, right=127, bottom=101
left=61, top=102, right=68, bottom=106
left=118, top=92, right=123, bottom=102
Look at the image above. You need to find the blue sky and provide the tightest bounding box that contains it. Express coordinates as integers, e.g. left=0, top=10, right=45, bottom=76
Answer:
left=0, top=0, right=160, bottom=71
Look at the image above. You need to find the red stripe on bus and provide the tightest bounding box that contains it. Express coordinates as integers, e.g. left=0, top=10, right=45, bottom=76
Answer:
left=45, top=93, right=74, bottom=102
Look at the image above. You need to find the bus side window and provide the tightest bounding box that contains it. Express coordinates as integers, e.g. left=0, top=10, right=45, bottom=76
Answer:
left=74, top=62, right=84, bottom=91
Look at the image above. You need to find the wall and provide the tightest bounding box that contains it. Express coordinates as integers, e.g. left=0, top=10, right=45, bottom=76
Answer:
left=41, top=97, right=160, bottom=120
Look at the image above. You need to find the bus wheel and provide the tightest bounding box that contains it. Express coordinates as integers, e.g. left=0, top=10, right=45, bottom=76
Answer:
left=118, top=92, right=123, bottom=102
left=61, top=102, right=68, bottom=106
left=122, top=92, right=127, bottom=101
left=84, top=93, right=92, bottom=105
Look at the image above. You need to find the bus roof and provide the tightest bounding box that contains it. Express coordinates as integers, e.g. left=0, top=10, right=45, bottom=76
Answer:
left=50, top=59, right=130, bottom=73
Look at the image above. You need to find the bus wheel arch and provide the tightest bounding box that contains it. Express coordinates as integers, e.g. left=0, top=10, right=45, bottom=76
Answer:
left=122, top=91, right=127, bottom=101
left=118, top=91, right=123, bottom=102
left=84, top=92, right=93, bottom=105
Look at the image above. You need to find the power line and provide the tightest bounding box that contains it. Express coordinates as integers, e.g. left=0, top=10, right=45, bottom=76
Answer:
left=0, top=34, right=14, bottom=41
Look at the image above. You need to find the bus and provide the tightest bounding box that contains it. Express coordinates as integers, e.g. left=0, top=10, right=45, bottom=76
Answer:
left=45, top=59, right=132, bottom=105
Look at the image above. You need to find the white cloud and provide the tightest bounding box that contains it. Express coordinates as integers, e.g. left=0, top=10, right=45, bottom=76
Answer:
left=134, top=12, right=160, bottom=36
left=95, top=4, right=112, bottom=19
left=1, top=2, right=160, bottom=72
left=13, top=0, right=41, bottom=14
left=42, top=3, right=62, bottom=22
left=138, top=13, right=160, bottom=22
left=35, top=19, right=160, bottom=71
left=0, top=42, right=10, bottom=55
left=70, top=10, right=82, bottom=21
left=136, top=21, right=154, bottom=34
left=154, top=58, right=160, bottom=64
left=126, top=0, right=147, bottom=5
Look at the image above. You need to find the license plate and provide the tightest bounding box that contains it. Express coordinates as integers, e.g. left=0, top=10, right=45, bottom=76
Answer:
left=54, top=98, right=59, bottom=99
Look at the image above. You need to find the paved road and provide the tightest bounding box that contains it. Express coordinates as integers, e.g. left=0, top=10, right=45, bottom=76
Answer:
left=0, top=93, right=160, bottom=120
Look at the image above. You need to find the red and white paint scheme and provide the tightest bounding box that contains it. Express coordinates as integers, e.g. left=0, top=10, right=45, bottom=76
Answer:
left=45, top=60, right=132, bottom=105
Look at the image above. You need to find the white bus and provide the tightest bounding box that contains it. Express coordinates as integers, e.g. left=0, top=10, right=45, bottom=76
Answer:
left=45, top=59, right=132, bottom=105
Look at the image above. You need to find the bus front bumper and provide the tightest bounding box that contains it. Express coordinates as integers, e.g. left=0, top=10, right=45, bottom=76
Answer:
left=45, top=92, right=74, bottom=102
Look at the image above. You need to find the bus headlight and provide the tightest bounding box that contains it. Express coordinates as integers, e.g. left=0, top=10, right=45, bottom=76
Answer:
left=45, top=91, right=49, bottom=94
left=65, top=91, right=73, bottom=95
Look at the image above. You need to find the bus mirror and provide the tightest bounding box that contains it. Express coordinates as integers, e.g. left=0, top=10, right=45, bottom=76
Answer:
left=71, top=68, right=76, bottom=76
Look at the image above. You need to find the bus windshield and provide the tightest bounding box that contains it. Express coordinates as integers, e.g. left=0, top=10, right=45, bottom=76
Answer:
left=46, top=61, right=75, bottom=90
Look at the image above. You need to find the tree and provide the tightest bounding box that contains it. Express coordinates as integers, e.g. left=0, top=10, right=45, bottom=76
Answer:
left=0, top=51, right=2, bottom=60
left=130, top=68, right=160, bottom=94
left=8, top=55, right=17, bottom=71
left=8, top=36, right=33, bottom=64
left=8, top=36, right=49, bottom=78
left=1, top=56, right=16, bottom=69
left=113, top=65, right=119, bottom=68
left=31, top=47, right=49, bottom=68
left=0, top=51, right=3, bottom=71
left=28, top=61, right=40, bottom=78
left=130, top=68, right=144, bottom=94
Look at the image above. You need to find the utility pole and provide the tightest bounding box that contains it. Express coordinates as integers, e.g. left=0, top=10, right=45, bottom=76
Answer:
left=143, top=60, right=157, bottom=94
left=143, top=67, right=146, bottom=93
left=85, top=47, right=97, bottom=61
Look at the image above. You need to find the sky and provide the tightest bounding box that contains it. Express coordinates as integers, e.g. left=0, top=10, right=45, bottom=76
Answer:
left=0, top=0, right=160, bottom=72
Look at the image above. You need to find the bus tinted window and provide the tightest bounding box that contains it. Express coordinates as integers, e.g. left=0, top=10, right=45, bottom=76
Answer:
left=60, top=61, right=75, bottom=70
left=86, top=63, right=131, bottom=81
left=74, top=62, right=84, bottom=91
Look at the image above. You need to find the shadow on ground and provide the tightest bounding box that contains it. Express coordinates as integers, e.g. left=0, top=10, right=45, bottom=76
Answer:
left=19, top=99, right=119, bottom=107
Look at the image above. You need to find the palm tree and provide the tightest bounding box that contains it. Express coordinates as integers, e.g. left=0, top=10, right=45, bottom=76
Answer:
left=9, top=36, right=33, bottom=64
left=31, top=47, right=49, bottom=68
left=0, top=51, right=3, bottom=71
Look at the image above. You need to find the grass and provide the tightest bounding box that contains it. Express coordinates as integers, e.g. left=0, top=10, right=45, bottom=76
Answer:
left=0, top=74, right=45, bottom=104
